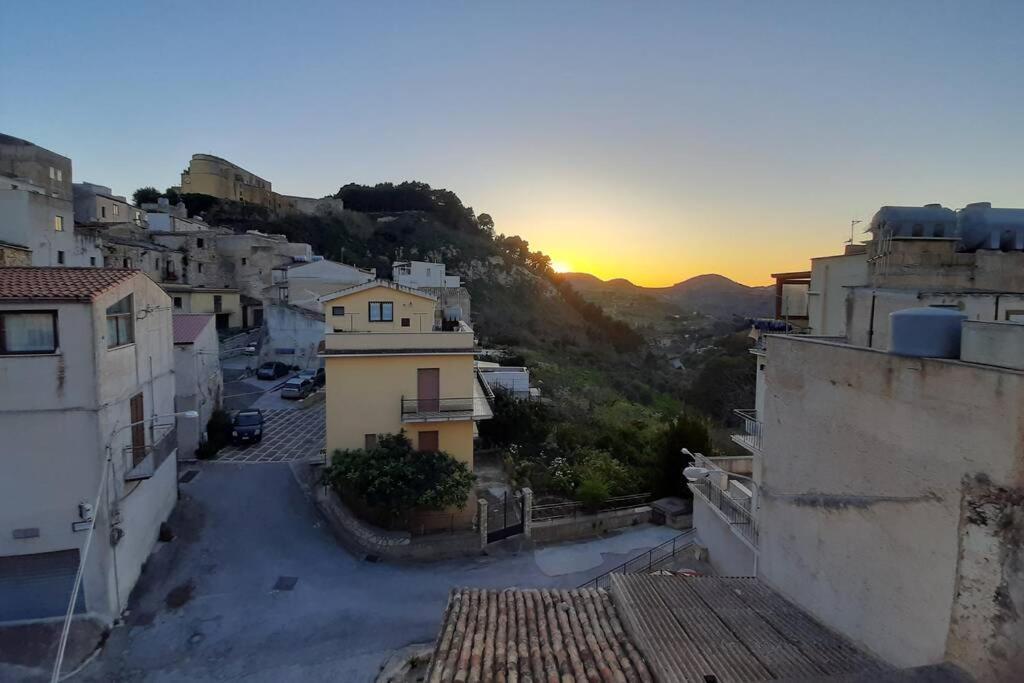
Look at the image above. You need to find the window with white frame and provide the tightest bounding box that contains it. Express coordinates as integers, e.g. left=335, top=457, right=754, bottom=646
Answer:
left=368, top=301, right=393, bottom=322
left=0, top=311, right=58, bottom=354
left=54, top=215, right=64, bottom=232
left=106, top=295, right=134, bottom=348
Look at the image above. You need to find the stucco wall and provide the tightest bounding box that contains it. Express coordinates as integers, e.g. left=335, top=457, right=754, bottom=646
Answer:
left=0, top=190, right=98, bottom=266
left=808, top=252, right=868, bottom=336
left=758, top=336, right=1024, bottom=671
left=323, top=284, right=436, bottom=333
left=324, top=353, right=475, bottom=464
left=692, top=497, right=756, bottom=576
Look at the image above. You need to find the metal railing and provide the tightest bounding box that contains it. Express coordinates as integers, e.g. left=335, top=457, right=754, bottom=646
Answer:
left=532, top=492, right=652, bottom=522
left=400, top=397, right=480, bottom=419
left=123, top=426, right=177, bottom=481
left=579, top=530, right=695, bottom=590
left=732, top=408, right=763, bottom=452
left=688, top=452, right=758, bottom=549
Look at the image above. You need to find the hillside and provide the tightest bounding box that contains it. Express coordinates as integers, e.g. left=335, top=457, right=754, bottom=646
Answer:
left=562, top=272, right=773, bottom=320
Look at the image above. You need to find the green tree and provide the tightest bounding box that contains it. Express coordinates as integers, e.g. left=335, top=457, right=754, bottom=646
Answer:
left=478, top=389, right=551, bottom=450
left=654, top=412, right=714, bottom=497
left=133, top=186, right=160, bottom=207
left=477, top=213, right=495, bottom=236
left=164, top=187, right=181, bottom=205
left=322, top=432, right=474, bottom=521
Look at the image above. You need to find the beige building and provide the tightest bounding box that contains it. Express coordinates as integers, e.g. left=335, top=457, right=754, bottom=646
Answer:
left=689, top=203, right=1024, bottom=681
left=180, top=153, right=279, bottom=209
left=0, top=132, right=72, bottom=201
left=163, top=284, right=243, bottom=330
left=318, top=281, right=492, bottom=523
left=0, top=268, right=180, bottom=630
left=73, top=182, right=146, bottom=227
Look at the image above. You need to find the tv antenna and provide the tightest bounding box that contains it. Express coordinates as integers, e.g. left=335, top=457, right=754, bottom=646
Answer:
left=847, top=219, right=862, bottom=245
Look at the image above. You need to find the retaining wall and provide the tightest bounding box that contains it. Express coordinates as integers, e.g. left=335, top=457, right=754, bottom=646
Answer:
left=531, top=506, right=655, bottom=544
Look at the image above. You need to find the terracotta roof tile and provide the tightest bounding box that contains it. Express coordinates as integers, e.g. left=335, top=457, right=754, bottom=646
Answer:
left=172, top=314, right=214, bottom=344
left=0, top=267, right=138, bottom=302
left=427, top=588, right=654, bottom=682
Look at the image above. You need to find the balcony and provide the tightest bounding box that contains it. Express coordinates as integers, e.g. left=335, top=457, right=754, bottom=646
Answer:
left=401, top=396, right=492, bottom=422
left=323, top=328, right=474, bottom=355
left=687, top=451, right=758, bottom=549
left=124, top=426, right=177, bottom=482
left=731, top=408, right=762, bottom=453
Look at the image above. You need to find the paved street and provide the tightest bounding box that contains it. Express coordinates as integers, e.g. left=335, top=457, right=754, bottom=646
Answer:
left=216, top=405, right=326, bottom=463
left=64, top=464, right=679, bottom=682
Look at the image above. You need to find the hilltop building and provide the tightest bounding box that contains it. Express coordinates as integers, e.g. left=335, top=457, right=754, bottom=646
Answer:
left=689, top=202, right=1024, bottom=680
left=73, top=182, right=145, bottom=228
left=0, top=268, right=180, bottom=630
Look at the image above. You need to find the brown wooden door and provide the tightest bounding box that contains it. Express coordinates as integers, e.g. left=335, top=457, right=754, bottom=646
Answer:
left=130, top=393, right=145, bottom=466
left=418, top=431, right=439, bottom=452
left=417, top=368, right=440, bottom=412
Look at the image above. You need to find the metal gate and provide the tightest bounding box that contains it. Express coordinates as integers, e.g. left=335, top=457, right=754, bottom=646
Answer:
left=486, top=490, right=524, bottom=543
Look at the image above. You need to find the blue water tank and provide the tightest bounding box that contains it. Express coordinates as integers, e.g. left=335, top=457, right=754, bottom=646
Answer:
left=870, top=205, right=958, bottom=239
left=889, top=307, right=966, bottom=358
left=957, top=202, right=1024, bottom=251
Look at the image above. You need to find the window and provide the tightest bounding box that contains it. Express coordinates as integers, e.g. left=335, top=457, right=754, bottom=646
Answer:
left=331, top=306, right=345, bottom=316
left=122, top=258, right=131, bottom=268
left=90, top=257, right=96, bottom=266
left=214, top=295, right=223, bottom=313
left=241, top=258, right=247, bottom=266
left=197, top=263, right=203, bottom=273
left=106, top=295, right=134, bottom=348
left=135, top=211, right=141, bottom=223
left=101, top=206, right=106, bottom=219
left=0, top=311, right=58, bottom=354
left=364, top=434, right=378, bottom=450
left=154, top=258, right=160, bottom=270
left=401, top=317, right=410, bottom=327
left=54, top=215, right=64, bottom=232
left=56, top=169, right=62, bottom=182
left=418, top=431, right=439, bottom=452
left=196, top=238, right=204, bottom=248
left=112, top=204, right=119, bottom=216
left=49, top=167, right=55, bottom=179
left=368, top=301, right=393, bottom=322
left=173, top=297, right=182, bottom=309
left=279, top=287, right=289, bottom=302
left=57, top=251, right=65, bottom=265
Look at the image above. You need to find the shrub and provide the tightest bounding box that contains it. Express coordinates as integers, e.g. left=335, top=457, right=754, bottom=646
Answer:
left=197, top=409, right=233, bottom=459
left=576, top=475, right=610, bottom=511
left=322, top=431, right=475, bottom=523
left=573, top=448, right=639, bottom=496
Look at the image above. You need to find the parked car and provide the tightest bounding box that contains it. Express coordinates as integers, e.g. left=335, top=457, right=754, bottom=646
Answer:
left=242, top=344, right=258, bottom=355
left=256, top=361, right=289, bottom=380
left=296, top=367, right=325, bottom=388
left=232, top=410, right=264, bottom=443
left=281, top=377, right=314, bottom=400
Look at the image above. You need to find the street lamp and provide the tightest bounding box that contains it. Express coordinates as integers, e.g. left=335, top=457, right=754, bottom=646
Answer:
left=51, top=410, right=198, bottom=683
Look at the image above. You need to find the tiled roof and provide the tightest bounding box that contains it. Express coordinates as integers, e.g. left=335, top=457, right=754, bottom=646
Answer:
left=0, top=267, right=138, bottom=302
left=426, top=588, right=655, bottom=682
left=172, top=314, right=214, bottom=344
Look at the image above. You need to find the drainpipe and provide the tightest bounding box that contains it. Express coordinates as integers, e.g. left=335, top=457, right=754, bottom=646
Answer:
left=866, top=293, right=877, bottom=348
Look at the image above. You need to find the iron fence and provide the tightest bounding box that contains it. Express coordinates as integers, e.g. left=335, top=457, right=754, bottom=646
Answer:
left=732, top=408, right=763, bottom=452
left=400, top=397, right=480, bottom=419
left=532, top=492, right=651, bottom=522
left=688, top=452, right=758, bottom=548
left=579, top=530, right=696, bottom=590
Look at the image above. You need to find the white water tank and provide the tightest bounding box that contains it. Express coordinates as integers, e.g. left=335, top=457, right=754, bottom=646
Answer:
left=889, top=307, right=966, bottom=358
left=957, top=202, right=1024, bottom=251
left=870, top=205, right=958, bottom=239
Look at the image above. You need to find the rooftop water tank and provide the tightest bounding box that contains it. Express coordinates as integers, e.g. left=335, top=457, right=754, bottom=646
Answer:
left=957, top=203, right=1024, bottom=251
left=889, top=307, right=966, bottom=358
left=869, top=205, right=958, bottom=239
left=444, top=305, right=463, bottom=322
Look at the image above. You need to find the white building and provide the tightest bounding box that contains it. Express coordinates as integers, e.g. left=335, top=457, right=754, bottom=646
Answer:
left=392, top=260, right=461, bottom=289
left=270, top=258, right=375, bottom=311
left=172, top=314, right=222, bottom=458
left=0, top=268, right=180, bottom=633
left=688, top=203, right=1024, bottom=681
left=142, top=197, right=210, bottom=232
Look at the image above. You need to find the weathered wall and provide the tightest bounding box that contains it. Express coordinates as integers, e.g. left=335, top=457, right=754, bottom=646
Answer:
left=532, top=507, right=653, bottom=545
left=692, top=497, right=756, bottom=576
left=324, top=284, right=437, bottom=333
left=759, top=336, right=1024, bottom=673
left=0, top=190, right=99, bottom=266
left=808, top=252, right=869, bottom=336
left=265, top=304, right=323, bottom=369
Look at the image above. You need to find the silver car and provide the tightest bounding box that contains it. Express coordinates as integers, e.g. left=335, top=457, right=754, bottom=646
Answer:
left=280, top=378, right=313, bottom=400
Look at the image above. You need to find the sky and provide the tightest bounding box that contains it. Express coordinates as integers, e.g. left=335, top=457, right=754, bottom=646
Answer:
left=3, top=1, right=1023, bottom=286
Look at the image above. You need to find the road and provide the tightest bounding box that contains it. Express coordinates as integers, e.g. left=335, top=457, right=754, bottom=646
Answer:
left=69, top=463, right=679, bottom=682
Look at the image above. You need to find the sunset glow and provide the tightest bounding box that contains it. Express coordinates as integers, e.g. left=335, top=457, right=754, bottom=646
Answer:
left=550, top=260, right=572, bottom=274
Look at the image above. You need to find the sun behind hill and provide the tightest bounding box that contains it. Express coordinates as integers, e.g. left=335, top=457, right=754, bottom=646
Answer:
left=550, top=260, right=572, bottom=273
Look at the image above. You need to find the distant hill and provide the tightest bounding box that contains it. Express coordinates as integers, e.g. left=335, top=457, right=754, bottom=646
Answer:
left=562, top=272, right=773, bottom=319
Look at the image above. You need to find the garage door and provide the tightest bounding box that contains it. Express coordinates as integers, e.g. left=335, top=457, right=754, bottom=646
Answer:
left=0, top=550, right=85, bottom=622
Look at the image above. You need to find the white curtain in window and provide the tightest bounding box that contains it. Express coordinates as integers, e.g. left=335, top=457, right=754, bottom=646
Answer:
left=5, top=313, right=55, bottom=352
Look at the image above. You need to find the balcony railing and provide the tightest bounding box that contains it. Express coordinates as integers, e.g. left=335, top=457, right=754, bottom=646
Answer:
left=688, top=452, right=758, bottom=549
left=124, top=426, right=177, bottom=482
left=731, top=408, right=763, bottom=453
left=401, top=397, right=485, bottom=422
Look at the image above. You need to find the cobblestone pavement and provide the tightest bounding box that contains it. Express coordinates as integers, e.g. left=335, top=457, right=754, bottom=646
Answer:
left=216, top=404, right=326, bottom=463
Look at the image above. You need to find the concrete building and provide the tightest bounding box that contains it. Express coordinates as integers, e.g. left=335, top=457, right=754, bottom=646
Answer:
left=73, top=182, right=145, bottom=227
left=392, top=260, right=461, bottom=289
left=688, top=202, right=1024, bottom=681
left=0, top=267, right=180, bottom=629
left=318, top=281, right=492, bottom=499
left=172, top=314, right=222, bottom=458
left=270, top=258, right=375, bottom=311
left=0, top=132, right=72, bottom=201
left=163, top=284, right=243, bottom=330
left=263, top=303, right=324, bottom=369
left=102, top=232, right=186, bottom=285
left=141, top=198, right=210, bottom=233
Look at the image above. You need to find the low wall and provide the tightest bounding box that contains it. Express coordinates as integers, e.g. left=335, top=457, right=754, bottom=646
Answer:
left=531, top=506, right=653, bottom=545
left=314, top=485, right=480, bottom=561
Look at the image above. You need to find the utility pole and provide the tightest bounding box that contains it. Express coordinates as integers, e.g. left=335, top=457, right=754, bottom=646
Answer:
left=848, top=219, right=862, bottom=245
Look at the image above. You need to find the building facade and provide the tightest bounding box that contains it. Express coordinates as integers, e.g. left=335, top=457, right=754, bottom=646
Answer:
left=172, top=314, right=222, bottom=458
left=73, top=182, right=145, bottom=227
left=0, top=268, right=179, bottom=628
left=180, top=153, right=278, bottom=209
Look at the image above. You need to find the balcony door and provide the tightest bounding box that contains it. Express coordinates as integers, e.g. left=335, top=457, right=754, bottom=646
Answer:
left=417, top=368, right=439, bottom=412
left=130, top=393, right=146, bottom=466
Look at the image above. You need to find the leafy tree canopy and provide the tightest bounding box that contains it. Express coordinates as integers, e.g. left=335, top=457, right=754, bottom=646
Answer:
left=322, top=431, right=474, bottom=518
left=132, top=186, right=160, bottom=207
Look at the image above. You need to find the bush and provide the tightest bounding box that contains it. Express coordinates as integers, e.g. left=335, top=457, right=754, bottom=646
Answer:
left=322, top=432, right=475, bottom=524
left=197, top=409, right=233, bottom=459
left=576, top=476, right=610, bottom=511
left=573, top=448, right=639, bottom=496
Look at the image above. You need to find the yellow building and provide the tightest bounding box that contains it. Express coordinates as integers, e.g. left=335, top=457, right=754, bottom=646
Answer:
left=319, top=281, right=491, bottom=469
left=179, top=154, right=280, bottom=209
